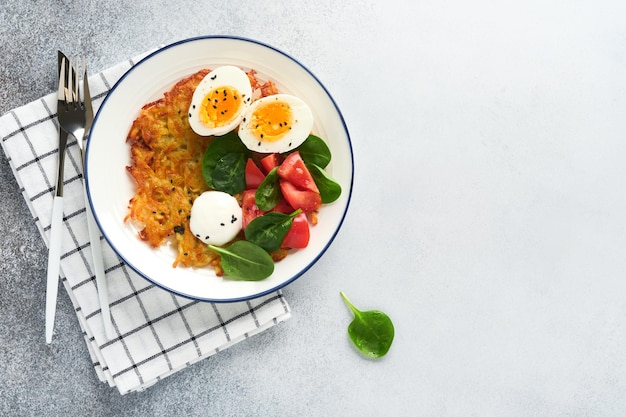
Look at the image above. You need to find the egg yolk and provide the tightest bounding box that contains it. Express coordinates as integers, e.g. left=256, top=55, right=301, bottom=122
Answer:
left=200, top=86, right=242, bottom=128
left=248, top=101, right=293, bottom=142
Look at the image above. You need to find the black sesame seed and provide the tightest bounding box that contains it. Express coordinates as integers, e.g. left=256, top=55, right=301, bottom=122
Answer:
left=211, top=75, right=217, bottom=80
left=205, top=236, right=210, bottom=240
left=220, top=222, right=225, bottom=226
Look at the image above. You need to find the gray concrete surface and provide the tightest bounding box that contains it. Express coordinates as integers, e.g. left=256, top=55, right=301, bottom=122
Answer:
left=3, top=0, right=626, bottom=416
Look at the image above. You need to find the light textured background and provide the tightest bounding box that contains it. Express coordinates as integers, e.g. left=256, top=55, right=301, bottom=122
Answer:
left=2, top=0, right=626, bottom=416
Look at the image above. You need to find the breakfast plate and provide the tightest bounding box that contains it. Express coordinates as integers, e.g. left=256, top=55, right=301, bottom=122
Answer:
left=85, top=36, right=353, bottom=302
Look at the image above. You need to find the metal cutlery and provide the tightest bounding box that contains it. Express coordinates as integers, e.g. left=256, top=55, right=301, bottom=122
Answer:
left=77, top=58, right=115, bottom=340
left=46, top=52, right=114, bottom=342
left=46, top=52, right=74, bottom=343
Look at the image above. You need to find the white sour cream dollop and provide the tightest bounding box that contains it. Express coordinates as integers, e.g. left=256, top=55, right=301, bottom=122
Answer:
left=189, top=191, right=242, bottom=246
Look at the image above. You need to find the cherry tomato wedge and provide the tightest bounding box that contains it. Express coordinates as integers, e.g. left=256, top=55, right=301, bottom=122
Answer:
left=242, top=189, right=263, bottom=228
left=281, top=212, right=310, bottom=249
left=271, top=199, right=294, bottom=214
left=279, top=180, right=322, bottom=212
left=260, top=153, right=281, bottom=174
left=277, top=151, right=319, bottom=193
left=245, top=158, right=265, bottom=189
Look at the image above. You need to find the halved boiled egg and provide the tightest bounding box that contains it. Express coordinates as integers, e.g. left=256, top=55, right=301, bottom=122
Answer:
left=188, top=66, right=253, bottom=136
left=238, top=94, right=314, bottom=153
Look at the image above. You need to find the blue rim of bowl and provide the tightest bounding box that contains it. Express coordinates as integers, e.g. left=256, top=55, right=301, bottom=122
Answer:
left=85, top=35, right=354, bottom=303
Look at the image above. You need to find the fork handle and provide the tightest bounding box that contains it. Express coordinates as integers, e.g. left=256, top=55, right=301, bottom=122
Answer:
left=84, top=188, right=115, bottom=339
left=45, top=195, right=64, bottom=343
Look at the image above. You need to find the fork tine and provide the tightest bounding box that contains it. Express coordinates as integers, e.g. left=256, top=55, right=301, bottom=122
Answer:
left=65, top=56, right=73, bottom=105
left=57, top=57, right=66, bottom=102
left=73, top=56, right=81, bottom=105
left=67, top=56, right=79, bottom=105
left=71, top=56, right=78, bottom=104
left=75, top=56, right=85, bottom=104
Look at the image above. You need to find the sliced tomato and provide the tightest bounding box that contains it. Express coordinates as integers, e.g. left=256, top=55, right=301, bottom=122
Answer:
left=282, top=212, right=310, bottom=249
left=245, top=158, right=265, bottom=189
left=277, top=151, right=319, bottom=193
left=241, top=189, right=264, bottom=228
left=279, top=180, right=322, bottom=212
left=260, top=153, right=281, bottom=174
left=271, top=199, right=294, bottom=214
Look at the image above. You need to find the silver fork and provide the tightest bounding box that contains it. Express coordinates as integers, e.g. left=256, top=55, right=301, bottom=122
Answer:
left=74, top=57, right=115, bottom=340
left=46, top=52, right=82, bottom=343
left=47, top=54, right=113, bottom=342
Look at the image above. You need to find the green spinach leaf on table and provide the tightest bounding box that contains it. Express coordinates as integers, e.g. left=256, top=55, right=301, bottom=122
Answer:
left=340, top=291, right=394, bottom=358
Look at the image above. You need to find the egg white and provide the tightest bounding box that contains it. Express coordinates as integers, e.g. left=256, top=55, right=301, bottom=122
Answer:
left=238, top=94, right=314, bottom=153
left=188, top=66, right=252, bottom=137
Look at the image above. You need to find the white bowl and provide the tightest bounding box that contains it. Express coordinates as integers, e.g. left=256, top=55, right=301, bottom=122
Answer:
left=85, top=36, right=353, bottom=302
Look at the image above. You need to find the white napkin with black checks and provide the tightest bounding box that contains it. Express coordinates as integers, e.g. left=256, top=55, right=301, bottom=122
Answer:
left=0, top=51, right=291, bottom=394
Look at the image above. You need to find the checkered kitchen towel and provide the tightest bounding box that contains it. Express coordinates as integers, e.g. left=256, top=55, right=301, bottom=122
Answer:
left=0, top=51, right=291, bottom=394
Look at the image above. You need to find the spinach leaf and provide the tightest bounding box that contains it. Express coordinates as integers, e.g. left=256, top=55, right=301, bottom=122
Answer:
left=255, top=166, right=281, bottom=211
left=209, top=241, right=274, bottom=281
left=245, top=209, right=301, bottom=253
left=306, top=163, right=342, bottom=204
left=201, top=131, right=246, bottom=188
left=340, top=291, right=394, bottom=358
left=212, top=152, right=246, bottom=195
left=293, top=134, right=332, bottom=168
